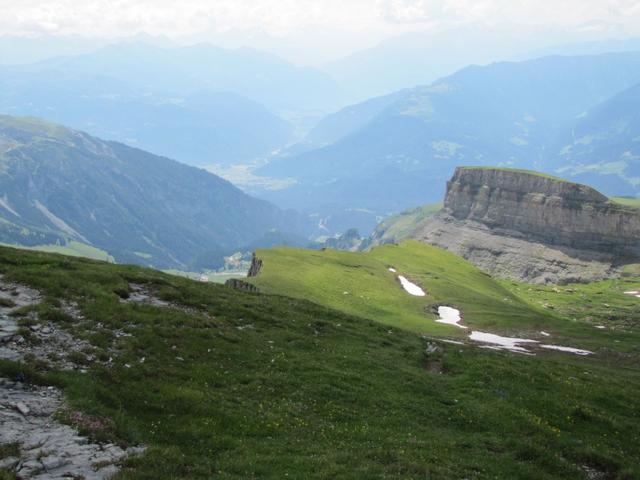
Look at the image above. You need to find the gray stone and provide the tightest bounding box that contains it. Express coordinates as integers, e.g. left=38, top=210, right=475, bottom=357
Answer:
left=16, top=401, right=30, bottom=415
left=425, top=342, right=441, bottom=354
left=0, top=457, right=19, bottom=469
left=0, top=276, right=145, bottom=480
left=392, top=167, right=640, bottom=284
left=41, top=455, right=71, bottom=471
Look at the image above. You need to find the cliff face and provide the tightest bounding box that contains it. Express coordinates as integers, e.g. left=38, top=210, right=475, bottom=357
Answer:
left=410, top=167, right=640, bottom=284
left=444, top=168, right=640, bottom=259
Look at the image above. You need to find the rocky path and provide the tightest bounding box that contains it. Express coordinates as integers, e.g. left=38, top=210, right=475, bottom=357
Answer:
left=0, top=275, right=144, bottom=479
left=0, top=378, right=142, bottom=479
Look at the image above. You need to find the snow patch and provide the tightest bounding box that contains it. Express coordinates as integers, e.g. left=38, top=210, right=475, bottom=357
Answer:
left=469, top=331, right=538, bottom=354
left=388, top=267, right=397, bottom=273
left=436, top=306, right=467, bottom=329
left=540, top=331, right=550, bottom=337
left=398, top=275, right=426, bottom=296
left=624, top=290, right=640, bottom=298
left=540, top=344, right=593, bottom=355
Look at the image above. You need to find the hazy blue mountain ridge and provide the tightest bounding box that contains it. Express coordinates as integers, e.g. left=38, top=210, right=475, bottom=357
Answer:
left=555, top=82, right=640, bottom=194
left=256, top=51, right=640, bottom=233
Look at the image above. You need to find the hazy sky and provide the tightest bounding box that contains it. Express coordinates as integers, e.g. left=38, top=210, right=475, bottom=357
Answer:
left=2, top=0, right=640, bottom=63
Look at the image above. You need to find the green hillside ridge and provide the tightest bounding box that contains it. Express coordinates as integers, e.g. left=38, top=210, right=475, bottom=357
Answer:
left=248, top=241, right=639, bottom=351
left=457, top=166, right=568, bottom=182
left=0, top=115, right=72, bottom=143
left=1, top=245, right=639, bottom=478
left=0, top=115, right=309, bottom=271
left=0, top=240, right=114, bottom=263
left=251, top=241, right=540, bottom=337
left=611, top=196, right=640, bottom=208
left=369, top=203, right=442, bottom=245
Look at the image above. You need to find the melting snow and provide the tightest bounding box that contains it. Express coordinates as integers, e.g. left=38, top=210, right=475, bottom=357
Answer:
left=595, top=325, right=606, bottom=329
left=540, top=344, right=593, bottom=355
left=436, top=307, right=467, bottom=329
left=624, top=290, right=640, bottom=298
left=388, top=267, right=397, bottom=273
left=469, top=331, right=538, bottom=353
left=398, top=275, right=426, bottom=296
left=428, top=306, right=593, bottom=356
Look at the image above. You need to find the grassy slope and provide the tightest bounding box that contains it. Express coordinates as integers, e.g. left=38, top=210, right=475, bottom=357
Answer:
left=0, top=115, right=73, bottom=142
left=371, top=203, right=442, bottom=243
left=611, top=196, right=640, bottom=208
left=0, top=245, right=639, bottom=479
left=0, top=241, right=115, bottom=263
left=250, top=241, right=640, bottom=349
left=458, top=166, right=567, bottom=181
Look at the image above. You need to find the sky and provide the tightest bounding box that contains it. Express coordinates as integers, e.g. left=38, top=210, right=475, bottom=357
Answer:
left=2, top=0, right=640, bottom=64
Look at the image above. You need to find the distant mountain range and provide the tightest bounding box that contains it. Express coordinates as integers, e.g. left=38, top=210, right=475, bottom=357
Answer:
left=0, top=76, right=294, bottom=167
left=325, top=28, right=640, bottom=104
left=0, top=42, right=345, bottom=167
left=0, top=116, right=310, bottom=270
left=325, top=27, right=531, bottom=103
left=257, top=51, right=640, bottom=233
left=20, top=42, right=343, bottom=112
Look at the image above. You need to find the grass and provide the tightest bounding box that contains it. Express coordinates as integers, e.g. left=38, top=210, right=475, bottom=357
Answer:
left=458, top=166, right=568, bottom=182
left=611, top=196, right=640, bottom=209
left=0, top=244, right=639, bottom=479
left=0, top=115, right=73, bottom=141
left=371, top=203, right=442, bottom=244
left=249, top=241, right=611, bottom=344
left=0, top=298, right=15, bottom=308
left=0, top=443, right=19, bottom=459
left=0, top=240, right=114, bottom=263
left=250, top=241, right=640, bottom=351
left=0, top=443, right=19, bottom=480
left=163, top=269, right=246, bottom=284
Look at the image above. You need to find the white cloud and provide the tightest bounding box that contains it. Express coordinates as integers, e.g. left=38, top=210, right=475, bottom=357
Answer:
left=0, top=0, right=381, bottom=38
left=377, top=0, right=456, bottom=24
left=377, top=0, right=640, bottom=29
left=1, top=0, right=639, bottom=64
left=2, top=0, right=639, bottom=38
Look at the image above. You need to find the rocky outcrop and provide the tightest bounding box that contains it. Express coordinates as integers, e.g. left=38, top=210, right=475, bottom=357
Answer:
left=444, top=168, right=640, bottom=258
left=324, top=228, right=364, bottom=251
left=248, top=254, right=263, bottom=278
left=411, top=167, right=640, bottom=284
left=225, top=279, right=260, bottom=293
left=1, top=378, right=143, bottom=480
left=0, top=275, right=145, bottom=478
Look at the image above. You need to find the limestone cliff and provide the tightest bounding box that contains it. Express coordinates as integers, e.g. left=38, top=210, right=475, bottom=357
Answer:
left=403, top=167, right=640, bottom=284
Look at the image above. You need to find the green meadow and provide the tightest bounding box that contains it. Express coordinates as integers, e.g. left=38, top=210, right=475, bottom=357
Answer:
left=249, top=241, right=640, bottom=350
left=0, top=244, right=639, bottom=479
